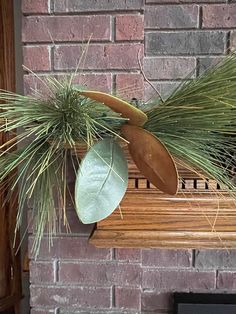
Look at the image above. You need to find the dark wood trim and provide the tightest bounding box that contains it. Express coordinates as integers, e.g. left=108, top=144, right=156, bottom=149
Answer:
left=0, top=1, right=21, bottom=313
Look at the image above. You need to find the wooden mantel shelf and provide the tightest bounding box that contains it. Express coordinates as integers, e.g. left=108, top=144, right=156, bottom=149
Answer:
left=90, top=151, right=236, bottom=249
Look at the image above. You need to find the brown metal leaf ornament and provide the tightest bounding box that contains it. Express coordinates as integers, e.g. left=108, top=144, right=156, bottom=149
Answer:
left=121, top=125, right=178, bottom=195
left=79, top=90, right=148, bottom=126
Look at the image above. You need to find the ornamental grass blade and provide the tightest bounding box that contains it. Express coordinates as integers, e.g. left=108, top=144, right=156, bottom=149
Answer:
left=144, top=53, right=236, bottom=197
left=75, top=138, right=128, bottom=224
left=79, top=90, right=148, bottom=126
left=121, top=125, right=178, bottom=195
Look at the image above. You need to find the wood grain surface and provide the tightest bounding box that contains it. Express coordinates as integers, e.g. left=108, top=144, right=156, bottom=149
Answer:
left=90, top=146, right=236, bottom=249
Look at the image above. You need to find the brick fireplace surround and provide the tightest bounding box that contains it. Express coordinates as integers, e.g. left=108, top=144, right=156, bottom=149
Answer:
left=22, top=0, right=236, bottom=313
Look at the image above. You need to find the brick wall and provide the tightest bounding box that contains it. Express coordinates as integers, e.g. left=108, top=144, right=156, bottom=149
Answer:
left=22, top=0, right=236, bottom=313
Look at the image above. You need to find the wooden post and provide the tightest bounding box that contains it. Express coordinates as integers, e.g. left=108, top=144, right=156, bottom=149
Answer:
left=0, top=1, right=22, bottom=313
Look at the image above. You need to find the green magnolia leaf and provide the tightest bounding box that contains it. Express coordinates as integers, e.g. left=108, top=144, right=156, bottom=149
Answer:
left=75, top=139, right=128, bottom=224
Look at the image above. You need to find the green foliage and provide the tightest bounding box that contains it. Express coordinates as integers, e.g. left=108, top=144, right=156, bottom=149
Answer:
left=0, top=75, right=126, bottom=256
left=75, top=138, right=128, bottom=224
left=1, top=53, right=236, bottom=256
left=145, top=54, right=236, bottom=195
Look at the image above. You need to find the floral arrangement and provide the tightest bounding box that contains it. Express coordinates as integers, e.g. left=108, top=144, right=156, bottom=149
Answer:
left=0, top=55, right=236, bottom=255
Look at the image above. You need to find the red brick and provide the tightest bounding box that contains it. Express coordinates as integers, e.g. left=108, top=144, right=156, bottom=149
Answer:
left=30, top=285, right=111, bottom=308
left=56, top=210, right=94, bottom=235
left=146, top=31, right=226, bottom=55
left=28, top=236, right=112, bottom=260
left=27, top=209, right=94, bottom=236
left=27, top=182, right=75, bottom=211
left=116, top=15, right=144, bottom=41
left=195, top=250, right=236, bottom=269
left=24, top=73, right=112, bottom=96
left=198, top=57, right=223, bottom=75
left=23, top=74, right=51, bottom=97
left=142, top=249, right=192, bottom=267
left=23, top=46, right=51, bottom=72
left=217, top=272, right=236, bottom=289
left=116, top=74, right=144, bottom=100
left=115, top=287, right=141, bottom=310
left=59, top=262, right=141, bottom=286
left=54, top=0, right=144, bottom=13
left=73, top=73, right=112, bottom=92
left=144, top=57, right=196, bottom=80
left=115, top=248, right=141, bottom=262
left=141, top=292, right=173, bottom=313
left=24, top=72, right=112, bottom=95
left=145, top=5, right=199, bottom=29
left=22, top=16, right=111, bottom=43
left=54, top=44, right=143, bottom=70
left=144, top=81, right=179, bottom=102
left=30, top=261, right=55, bottom=284
left=203, top=5, right=236, bottom=28
left=230, top=31, right=236, bottom=52
left=22, top=0, right=49, bottom=14
left=142, top=270, right=216, bottom=291
left=31, top=310, right=55, bottom=314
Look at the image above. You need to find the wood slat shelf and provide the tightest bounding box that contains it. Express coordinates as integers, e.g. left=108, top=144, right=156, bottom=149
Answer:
left=90, top=148, right=236, bottom=249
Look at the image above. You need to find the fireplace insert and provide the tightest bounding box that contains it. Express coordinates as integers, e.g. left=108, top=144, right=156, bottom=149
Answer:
left=174, top=293, right=236, bottom=314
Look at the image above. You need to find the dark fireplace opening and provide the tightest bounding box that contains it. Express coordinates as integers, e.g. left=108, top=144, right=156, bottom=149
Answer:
left=174, top=293, right=236, bottom=314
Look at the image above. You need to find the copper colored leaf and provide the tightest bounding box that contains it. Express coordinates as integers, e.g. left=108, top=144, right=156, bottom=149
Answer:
left=121, top=125, right=178, bottom=195
left=79, top=90, right=148, bottom=126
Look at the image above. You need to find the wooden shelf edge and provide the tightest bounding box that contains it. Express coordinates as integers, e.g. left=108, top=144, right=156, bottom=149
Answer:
left=89, top=229, right=236, bottom=249
left=0, top=294, right=22, bottom=312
